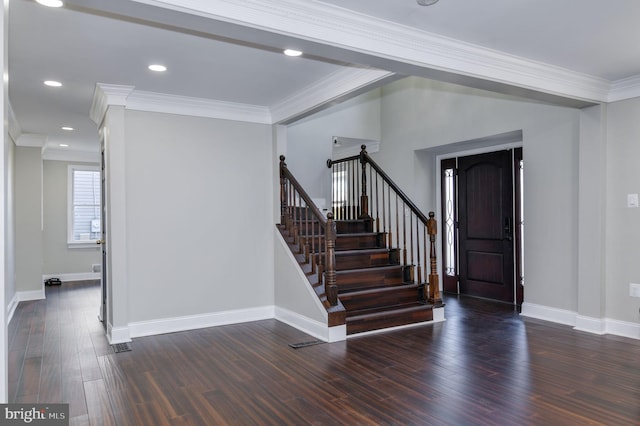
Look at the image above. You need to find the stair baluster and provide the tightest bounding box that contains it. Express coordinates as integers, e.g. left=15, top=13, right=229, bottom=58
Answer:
left=279, top=155, right=339, bottom=307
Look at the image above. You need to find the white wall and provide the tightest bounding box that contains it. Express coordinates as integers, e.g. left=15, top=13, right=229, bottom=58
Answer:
left=123, top=110, right=274, bottom=324
left=376, top=77, right=581, bottom=313
left=14, top=147, right=43, bottom=293
left=606, top=97, right=640, bottom=323
left=273, top=229, right=326, bottom=323
left=287, top=89, right=382, bottom=204
left=42, top=160, right=101, bottom=276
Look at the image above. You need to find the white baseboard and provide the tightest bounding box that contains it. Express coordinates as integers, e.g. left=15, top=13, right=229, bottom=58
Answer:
left=574, top=315, right=606, bottom=335
left=42, top=272, right=100, bottom=282
left=17, top=289, right=46, bottom=302
left=128, top=305, right=275, bottom=339
left=433, top=306, right=446, bottom=323
left=275, top=306, right=346, bottom=342
left=604, top=318, right=640, bottom=340
left=107, top=323, right=131, bottom=345
left=520, top=302, right=576, bottom=326
left=7, top=294, right=19, bottom=324
left=7, top=289, right=46, bottom=324
left=521, top=302, right=640, bottom=341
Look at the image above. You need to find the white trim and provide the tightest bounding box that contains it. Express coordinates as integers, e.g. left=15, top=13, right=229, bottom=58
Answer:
left=270, top=68, right=397, bottom=124
left=127, top=90, right=272, bottom=124
left=520, top=302, right=576, bottom=327
left=7, top=294, right=19, bottom=324
left=605, top=318, right=640, bottom=340
left=7, top=291, right=46, bottom=325
left=574, top=315, right=606, bottom=335
left=433, top=306, right=446, bottom=322
left=107, top=324, right=132, bottom=345
left=15, top=133, right=47, bottom=148
left=90, top=83, right=135, bottom=125
left=67, top=164, right=101, bottom=246
left=42, top=148, right=99, bottom=163
left=274, top=306, right=346, bottom=342
left=42, top=272, right=101, bottom=282
left=128, top=306, right=274, bottom=338
left=521, top=303, right=640, bottom=341
left=609, top=75, right=640, bottom=103
left=67, top=242, right=101, bottom=249
left=16, top=289, right=46, bottom=302
left=133, top=0, right=611, bottom=103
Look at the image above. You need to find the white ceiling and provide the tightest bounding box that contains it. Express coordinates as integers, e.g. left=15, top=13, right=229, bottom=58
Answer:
left=8, top=0, right=640, bottom=159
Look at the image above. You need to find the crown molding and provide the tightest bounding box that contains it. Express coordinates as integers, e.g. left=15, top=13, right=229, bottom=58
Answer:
left=126, top=90, right=271, bottom=124
left=42, top=147, right=100, bottom=163
left=608, top=75, right=640, bottom=103
left=90, top=81, right=271, bottom=125
left=15, top=133, right=47, bottom=148
left=270, top=67, right=397, bottom=124
left=134, top=0, right=611, bottom=103
left=90, top=83, right=135, bottom=125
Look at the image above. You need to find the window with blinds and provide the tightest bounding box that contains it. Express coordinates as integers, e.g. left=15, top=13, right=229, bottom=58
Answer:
left=68, top=165, right=101, bottom=244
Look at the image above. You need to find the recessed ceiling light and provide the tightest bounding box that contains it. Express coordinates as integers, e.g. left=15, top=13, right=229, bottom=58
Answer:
left=416, top=0, right=439, bottom=5
left=44, top=80, right=62, bottom=87
left=61, top=126, right=74, bottom=131
left=148, top=64, right=167, bottom=72
left=283, top=49, right=303, bottom=57
left=59, top=144, right=69, bottom=147
left=36, top=0, right=64, bottom=7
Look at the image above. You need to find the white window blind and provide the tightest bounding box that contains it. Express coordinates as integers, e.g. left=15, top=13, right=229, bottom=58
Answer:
left=69, top=166, right=101, bottom=244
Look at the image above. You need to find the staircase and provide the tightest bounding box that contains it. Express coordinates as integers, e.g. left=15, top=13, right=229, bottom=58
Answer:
left=334, top=219, right=433, bottom=334
left=279, top=146, right=444, bottom=336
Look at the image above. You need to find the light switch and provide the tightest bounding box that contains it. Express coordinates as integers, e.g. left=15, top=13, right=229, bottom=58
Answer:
left=627, top=193, right=639, bottom=208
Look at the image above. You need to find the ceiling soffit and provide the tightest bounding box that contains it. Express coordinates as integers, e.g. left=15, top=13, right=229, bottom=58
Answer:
left=120, top=0, right=636, bottom=103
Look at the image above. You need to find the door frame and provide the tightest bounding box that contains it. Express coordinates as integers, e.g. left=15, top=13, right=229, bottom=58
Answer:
left=435, top=139, right=523, bottom=304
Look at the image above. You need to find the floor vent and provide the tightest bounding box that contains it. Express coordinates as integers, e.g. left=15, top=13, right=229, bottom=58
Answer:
left=288, top=340, right=324, bottom=349
left=112, top=342, right=132, bottom=353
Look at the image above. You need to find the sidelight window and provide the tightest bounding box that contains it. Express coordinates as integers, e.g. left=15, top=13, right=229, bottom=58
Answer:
left=444, top=167, right=456, bottom=277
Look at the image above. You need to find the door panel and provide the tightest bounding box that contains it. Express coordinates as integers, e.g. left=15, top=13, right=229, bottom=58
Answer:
left=458, top=150, right=514, bottom=303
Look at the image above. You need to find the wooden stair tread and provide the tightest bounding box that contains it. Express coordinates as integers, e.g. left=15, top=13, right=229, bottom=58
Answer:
left=335, top=264, right=404, bottom=274
left=339, top=283, right=417, bottom=297
left=346, top=303, right=434, bottom=334
left=335, top=248, right=389, bottom=255
left=347, top=303, right=431, bottom=319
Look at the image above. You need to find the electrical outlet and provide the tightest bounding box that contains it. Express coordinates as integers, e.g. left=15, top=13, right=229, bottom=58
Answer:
left=630, top=283, right=640, bottom=297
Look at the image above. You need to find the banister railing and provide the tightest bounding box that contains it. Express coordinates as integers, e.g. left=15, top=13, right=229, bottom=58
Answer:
left=280, top=156, right=338, bottom=306
left=328, top=145, right=443, bottom=306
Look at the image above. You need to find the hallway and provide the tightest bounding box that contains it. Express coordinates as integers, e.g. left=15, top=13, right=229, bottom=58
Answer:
left=8, top=281, right=640, bottom=425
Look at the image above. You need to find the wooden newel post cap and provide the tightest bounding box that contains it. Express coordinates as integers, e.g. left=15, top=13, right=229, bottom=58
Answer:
left=327, top=212, right=334, bottom=220
left=279, top=155, right=286, bottom=162
left=427, top=211, right=437, bottom=236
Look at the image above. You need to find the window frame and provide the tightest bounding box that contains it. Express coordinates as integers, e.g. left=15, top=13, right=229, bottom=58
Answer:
left=67, top=164, right=101, bottom=249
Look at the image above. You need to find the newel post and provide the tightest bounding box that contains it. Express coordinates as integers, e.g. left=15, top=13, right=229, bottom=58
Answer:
left=359, top=145, right=370, bottom=219
left=325, top=212, right=338, bottom=306
left=427, top=211, right=443, bottom=306
left=279, top=155, right=287, bottom=225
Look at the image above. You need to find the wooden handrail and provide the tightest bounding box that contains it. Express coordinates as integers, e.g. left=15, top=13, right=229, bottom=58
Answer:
left=280, top=156, right=337, bottom=306
left=327, top=146, right=443, bottom=307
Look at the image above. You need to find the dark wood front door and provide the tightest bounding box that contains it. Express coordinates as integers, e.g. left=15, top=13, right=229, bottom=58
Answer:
left=458, top=150, right=514, bottom=303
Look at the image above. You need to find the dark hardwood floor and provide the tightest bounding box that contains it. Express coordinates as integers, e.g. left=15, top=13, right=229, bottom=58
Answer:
left=8, top=281, right=640, bottom=425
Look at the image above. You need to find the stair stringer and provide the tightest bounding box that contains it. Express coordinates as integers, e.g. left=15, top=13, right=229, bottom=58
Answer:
left=273, top=227, right=347, bottom=342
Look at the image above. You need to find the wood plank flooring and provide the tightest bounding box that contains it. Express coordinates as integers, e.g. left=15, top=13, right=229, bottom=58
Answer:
left=8, top=281, right=640, bottom=425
